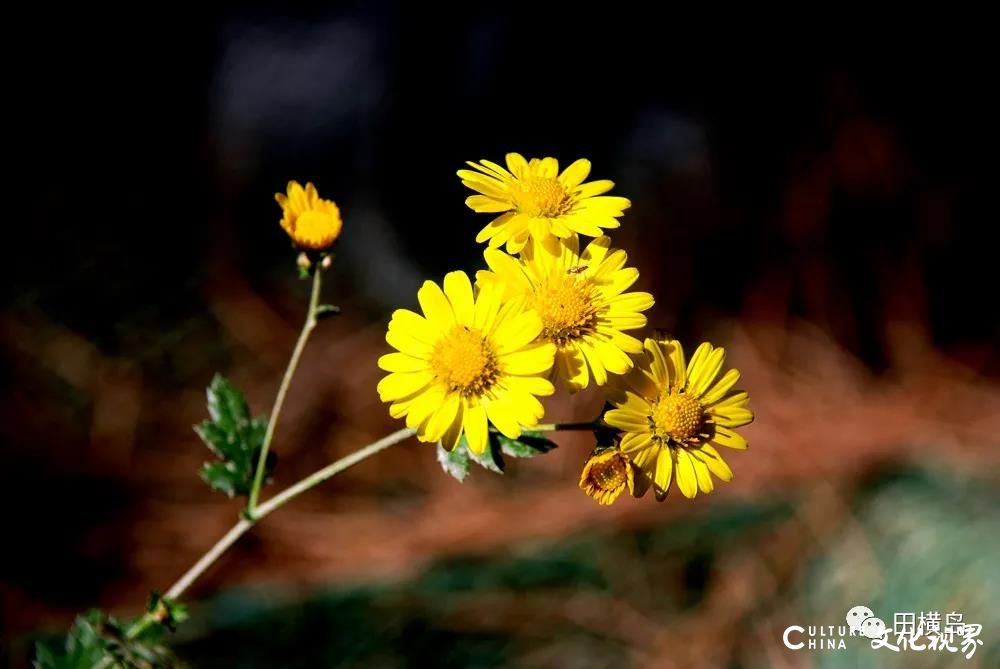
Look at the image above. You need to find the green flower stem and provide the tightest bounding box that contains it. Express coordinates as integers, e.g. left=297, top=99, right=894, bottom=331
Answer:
left=534, top=421, right=602, bottom=432
left=246, top=265, right=325, bottom=515
left=125, top=612, right=159, bottom=640
left=126, top=426, right=416, bottom=639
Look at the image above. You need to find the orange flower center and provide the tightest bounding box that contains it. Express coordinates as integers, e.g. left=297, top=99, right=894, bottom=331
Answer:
left=652, top=392, right=703, bottom=442
left=430, top=326, right=498, bottom=397
left=589, top=455, right=629, bottom=491
left=534, top=275, right=599, bottom=346
left=514, top=176, right=574, bottom=217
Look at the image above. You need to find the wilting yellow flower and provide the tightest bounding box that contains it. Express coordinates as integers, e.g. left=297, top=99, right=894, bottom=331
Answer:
left=378, top=272, right=556, bottom=454
left=458, top=153, right=630, bottom=254
left=275, top=181, right=343, bottom=250
left=579, top=449, right=635, bottom=505
left=603, top=338, right=753, bottom=500
left=477, top=236, right=653, bottom=393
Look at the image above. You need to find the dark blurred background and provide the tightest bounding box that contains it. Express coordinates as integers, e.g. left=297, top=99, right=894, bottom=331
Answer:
left=3, top=6, right=999, bottom=668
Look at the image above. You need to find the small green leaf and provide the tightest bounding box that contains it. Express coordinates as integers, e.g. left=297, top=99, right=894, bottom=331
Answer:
left=436, top=440, right=471, bottom=481
left=195, top=374, right=271, bottom=497
left=493, top=430, right=558, bottom=458
left=315, top=304, right=341, bottom=319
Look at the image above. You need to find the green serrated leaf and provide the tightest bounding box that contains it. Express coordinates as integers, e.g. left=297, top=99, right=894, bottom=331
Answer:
left=494, top=430, right=558, bottom=458
left=195, top=375, right=271, bottom=497
left=471, top=435, right=505, bottom=474
left=436, top=440, right=471, bottom=481
left=199, top=462, right=240, bottom=497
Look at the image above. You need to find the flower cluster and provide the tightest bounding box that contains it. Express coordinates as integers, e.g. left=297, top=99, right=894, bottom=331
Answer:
left=377, top=153, right=753, bottom=505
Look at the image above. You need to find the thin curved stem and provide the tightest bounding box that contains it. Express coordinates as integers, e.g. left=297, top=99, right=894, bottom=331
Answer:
left=126, top=427, right=415, bottom=638
left=247, top=266, right=324, bottom=514
left=164, top=521, right=251, bottom=601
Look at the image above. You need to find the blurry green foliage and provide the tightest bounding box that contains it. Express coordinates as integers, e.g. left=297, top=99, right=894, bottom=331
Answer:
left=34, top=609, right=182, bottom=669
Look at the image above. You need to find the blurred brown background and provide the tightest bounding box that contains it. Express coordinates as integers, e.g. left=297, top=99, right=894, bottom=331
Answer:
left=3, top=7, right=999, bottom=668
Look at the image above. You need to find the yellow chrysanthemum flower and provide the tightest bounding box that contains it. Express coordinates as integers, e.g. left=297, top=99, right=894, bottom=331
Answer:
left=477, top=236, right=653, bottom=393
left=603, top=338, right=753, bottom=500
left=378, top=271, right=557, bottom=454
left=275, top=180, right=343, bottom=250
left=458, top=153, right=630, bottom=254
left=579, top=449, right=635, bottom=505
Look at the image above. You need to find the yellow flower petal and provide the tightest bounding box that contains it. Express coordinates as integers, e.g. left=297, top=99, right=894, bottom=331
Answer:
left=443, top=271, right=475, bottom=325
left=580, top=342, right=608, bottom=386
left=615, top=390, right=652, bottom=415
left=423, top=392, right=461, bottom=443
left=692, top=457, right=714, bottom=493
left=505, top=152, right=529, bottom=177
left=440, top=399, right=466, bottom=451
left=620, top=430, right=654, bottom=454
left=607, top=292, right=655, bottom=314
left=402, top=386, right=445, bottom=428
left=604, top=409, right=650, bottom=433
left=388, top=308, right=441, bottom=344
left=465, top=194, right=512, bottom=213
left=463, top=402, right=489, bottom=454
left=503, top=389, right=545, bottom=426
left=417, top=280, right=455, bottom=327
left=594, top=340, right=633, bottom=376
left=475, top=212, right=516, bottom=243
left=701, top=368, right=741, bottom=405
left=654, top=448, right=674, bottom=492
left=644, top=338, right=670, bottom=387
left=501, top=343, right=555, bottom=375
left=675, top=449, right=699, bottom=498
left=385, top=329, right=432, bottom=359
left=663, top=339, right=687, bottom=388
left=556, top=347, right=589, bottom=393
left=485, top=399, right=521, bottom=439
left=558, top=158, right=591, bottom=188
left=708, top=405, right=754, bottom=428
left=574, top=180, right=615, bottom=198
left=711, top=426, right=748, bottom=450
left=691, top=444, right=733, bottom=481
left=688, top=345, right=726, bottom=397
left=711, top=390, right=750, bottom=410
left=601, top=268, right=640, bottom=296
left=466, top=284, right=497, bottom=335
left=505, top=375, right=555, bottom=397
left=492, top=311, right=544, bottom=354
left=377, top=371, right=432, bottom=402
left=483, top=249, right=532, bottom=294
left=377, top=352, right=429, bottom=373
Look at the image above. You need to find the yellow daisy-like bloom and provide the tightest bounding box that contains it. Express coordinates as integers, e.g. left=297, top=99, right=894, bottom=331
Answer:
left=579, top=449, right=635, bottom=505
left=377, top=271, right=557, bottom=454
left=477, top=236, right=653, bottom=393
left=458, top=153, right=630, bottom=254
left=603, top=338, right=753, bottom=500
left=275, top=180, right=343, bottom=250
